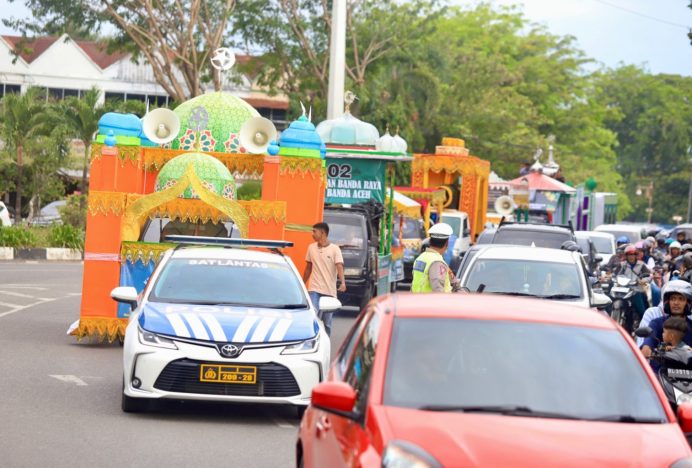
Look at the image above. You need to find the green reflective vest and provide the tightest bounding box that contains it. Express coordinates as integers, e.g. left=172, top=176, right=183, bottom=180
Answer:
left=411, top=250, right=452, bottom=293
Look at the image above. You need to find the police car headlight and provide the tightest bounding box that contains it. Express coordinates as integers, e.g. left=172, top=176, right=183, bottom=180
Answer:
left=138, top=327, right=178, bottom=350
left=382, top=440, right=441, bottom=468
left=344, top=268, right=361, bottom=277
left=281, top=336, right=319, bottom=355
left=677, top=393, right=692, bottom=405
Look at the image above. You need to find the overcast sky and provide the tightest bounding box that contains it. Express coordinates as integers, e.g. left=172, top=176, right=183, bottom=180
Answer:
left=1, top=0, right=690, bottom=76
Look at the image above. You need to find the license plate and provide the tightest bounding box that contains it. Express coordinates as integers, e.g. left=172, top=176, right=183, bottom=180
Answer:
left=668, top=368, right=692, bottom=380
left=611, top=286, right=629, bottom=294
left=200, top=364, right=257, bottom=384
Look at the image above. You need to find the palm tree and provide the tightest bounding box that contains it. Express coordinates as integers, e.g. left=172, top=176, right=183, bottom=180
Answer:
left=59, top=87, right=104, bottom=194
left=0, top=88, right=46, bottom=221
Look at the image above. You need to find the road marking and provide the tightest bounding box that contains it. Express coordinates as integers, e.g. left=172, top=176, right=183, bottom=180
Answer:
left=0, top=296, right=66, bottom=319
left=0, top=285, right=48, bottom=290
left=273, top=418, right=297, bottom=429
left=49, top=375, right=88, bottom=386
left=0, top=301, right=24, bottom=308
left=0, top=290, right=37, bottom=299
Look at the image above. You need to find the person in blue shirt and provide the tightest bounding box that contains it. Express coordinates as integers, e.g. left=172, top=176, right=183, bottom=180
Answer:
left=641, top=280, right=692, bottom=359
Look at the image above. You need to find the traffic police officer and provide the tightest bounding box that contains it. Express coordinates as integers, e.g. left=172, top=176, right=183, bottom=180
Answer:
left=411, top=223, right=461, bottom=293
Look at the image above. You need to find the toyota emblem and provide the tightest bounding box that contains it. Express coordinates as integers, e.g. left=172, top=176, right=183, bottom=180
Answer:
left=220, top=344, right=240, bottom=358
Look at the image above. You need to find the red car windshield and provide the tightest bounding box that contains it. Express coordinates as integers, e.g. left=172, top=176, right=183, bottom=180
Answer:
left=384, top=318, right=666, bottom=422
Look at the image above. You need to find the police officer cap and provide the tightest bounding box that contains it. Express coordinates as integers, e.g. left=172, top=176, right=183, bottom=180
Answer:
left=429, top=222, right=453, bottom=239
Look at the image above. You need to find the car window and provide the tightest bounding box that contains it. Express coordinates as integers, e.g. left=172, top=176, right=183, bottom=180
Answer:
left=463, top=258, right=583, bottom=298
left=150, top=257, right=306, bottom=307
left=324, top=214, right=366, bottom=250
left=344, top=312, right=381, bottom=414
left=590, top=236, right=614, bottom=254
left=394, top=218, right=424, bottom=239
left=456, top=248, right=479, bottom=278
left=441, top=216, right=461, bottom=236
left=462, top=217, right=469, bottom=235
left=337, top=311, right=370, bottom=378
left=492, top=229, right=572, bottom=249
left=384, top=318, right=667, bottom=422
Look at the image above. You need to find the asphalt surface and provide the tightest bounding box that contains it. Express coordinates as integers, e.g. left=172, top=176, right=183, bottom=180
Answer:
left=0, top=262, right=356, bottom=468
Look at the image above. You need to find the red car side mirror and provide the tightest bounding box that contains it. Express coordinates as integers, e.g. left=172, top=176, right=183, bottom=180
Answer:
left=312, top=381, right=357, bottom=414
left=677, top=404, right=692, bottom=433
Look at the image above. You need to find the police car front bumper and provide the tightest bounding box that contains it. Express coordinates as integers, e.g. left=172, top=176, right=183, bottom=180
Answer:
left=123, top=326, right=329, bottom=407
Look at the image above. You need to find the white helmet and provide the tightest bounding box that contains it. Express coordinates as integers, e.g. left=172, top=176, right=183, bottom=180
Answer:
left=428, top=222, right=453, bottom=239
left=671, top=241, right=682, bottom=250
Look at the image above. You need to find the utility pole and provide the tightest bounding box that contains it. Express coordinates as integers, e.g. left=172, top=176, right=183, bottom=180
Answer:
left=326, top=0, right=346, bottom=119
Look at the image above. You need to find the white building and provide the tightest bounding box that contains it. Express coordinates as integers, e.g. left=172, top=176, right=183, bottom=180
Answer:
left=0, top=34, right=289, bottom=128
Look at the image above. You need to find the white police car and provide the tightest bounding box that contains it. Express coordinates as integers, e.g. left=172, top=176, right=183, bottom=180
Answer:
left=111, top=237, right=340, bottom=414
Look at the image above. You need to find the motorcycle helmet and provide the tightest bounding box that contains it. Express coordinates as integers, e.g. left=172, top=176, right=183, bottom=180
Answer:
left=616, top=236, right=630, bottom=245
left=662, top=280, right=692, bottom=316
left=646, top=236, right=656, bottom=245
left=560, top=240, right=581, bottom=252
left=656, top=232, right=667, bottom=244
left=624, top=245, right=637, bottom=255
left=684, top=252, right=692, bottom=270
left=635, top=241, right=645, bottom=250
left=683, top=243, right=692, bottom=253
left=666, top=238, right=675, bottom=246
left=670, top=241, right=682, bottom=251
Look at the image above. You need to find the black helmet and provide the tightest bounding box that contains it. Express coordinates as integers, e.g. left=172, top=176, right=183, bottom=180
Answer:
left=663, top=280, right=692, bottom=316
left=656, top=232, right=667, bottom=243
left=684, top=252, right=692, bottom=270
left=560, top=240, right=581, bottom=253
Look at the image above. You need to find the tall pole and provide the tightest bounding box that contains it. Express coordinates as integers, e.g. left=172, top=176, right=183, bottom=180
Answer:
left=687, top=173, right=692, bottom=223
left=327, top=0, right=346, bottom=119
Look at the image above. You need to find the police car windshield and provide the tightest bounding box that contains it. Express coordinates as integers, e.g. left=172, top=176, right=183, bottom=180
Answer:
left=149, top=258, right=307, bottom=308
left=384, top=318, right=667, bottom=423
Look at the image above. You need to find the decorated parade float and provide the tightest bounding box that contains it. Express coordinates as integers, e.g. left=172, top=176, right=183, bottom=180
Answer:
left=71, top=88, right=329, bottom=341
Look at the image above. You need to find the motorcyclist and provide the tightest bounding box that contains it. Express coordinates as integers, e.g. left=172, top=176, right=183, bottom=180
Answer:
left=636, top=279, right=688, bottom=347
left=681, top=252, right=692, bottom=283
left=654, top=233, right=668, bottom=260
left=604, top=240, right=628, bottom=274
left=636, top=241, right=655, bottom=270
left=641, top=280, right=692, bottom=358
left=676, top=230, right=689, bottom=245
left=664, top=241, right=682, bottom=275
left=614, top=244, right=650, bottom=322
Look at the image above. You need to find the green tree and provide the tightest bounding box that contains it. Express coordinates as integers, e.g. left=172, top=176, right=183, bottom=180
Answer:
left=0, top=87, right=46, bottom=221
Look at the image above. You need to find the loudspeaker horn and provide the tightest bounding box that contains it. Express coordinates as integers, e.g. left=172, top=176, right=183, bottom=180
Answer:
left=142, top=108, right=181, bottom=145
left=239, top=117, right=277, bottom=154
left=494, top=195, right=516, bottom=216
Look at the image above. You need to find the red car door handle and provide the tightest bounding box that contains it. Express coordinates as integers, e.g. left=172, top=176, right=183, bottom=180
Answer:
left=315, top=416, right=332, bottom=438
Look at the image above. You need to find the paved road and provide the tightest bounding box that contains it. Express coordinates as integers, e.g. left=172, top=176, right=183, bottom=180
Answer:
left=0, top=262, right=356, bottom=468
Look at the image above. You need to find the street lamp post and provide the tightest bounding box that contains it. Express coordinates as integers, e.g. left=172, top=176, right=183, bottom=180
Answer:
left=636, top=181, right=654, bottom=224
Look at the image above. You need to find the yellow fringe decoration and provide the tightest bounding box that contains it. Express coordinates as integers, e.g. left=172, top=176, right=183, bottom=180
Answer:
left=285, top=223, right=312, bottom=232
left=386, top=198, right=421, bottom=218
left=237, top=200, right=286, bottom=223
left=142, top=148, right=265, bottom=174
left=88, top=191, right=128, bottom=216
left=121, top=164, right=250, bottom=241
left=121, top=241, right=175, bottom=265
left=397, top=188, right=448, bottom=204
left=91, top=142, right=142, bottom=166
left=279, top=156, right=324, bottom=179
left=412, top=154, right=490, bottom=177
left=71, top=317, right=128, bottom=342
left=402, top=238, right=422, bottom=250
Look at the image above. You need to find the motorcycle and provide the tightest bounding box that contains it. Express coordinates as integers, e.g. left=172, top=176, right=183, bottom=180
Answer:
left=609, top=275, right=638, bottom=333
left=635, top=326, right=692, bottom=410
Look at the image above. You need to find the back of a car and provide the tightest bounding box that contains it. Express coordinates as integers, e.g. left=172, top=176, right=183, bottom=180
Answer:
left=594, top=224, right=644, bottom=243
left=323, top=209, right=373, bottom=308
left=440, top=210, right=471, bottom=256
left=376, top=296, right=690, bottom=467
left=580, top=231, right=615, bottom=266
left=491, top=225, right=574, bottom=249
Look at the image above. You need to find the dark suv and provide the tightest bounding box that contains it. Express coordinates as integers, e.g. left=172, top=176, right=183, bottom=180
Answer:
left=323, top=202, right=382, bottom=310
left=490, top=220, right=576, bottom=249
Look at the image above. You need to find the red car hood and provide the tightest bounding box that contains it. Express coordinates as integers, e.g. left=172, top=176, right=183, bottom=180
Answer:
left=378, top=406, right=691, bottom=467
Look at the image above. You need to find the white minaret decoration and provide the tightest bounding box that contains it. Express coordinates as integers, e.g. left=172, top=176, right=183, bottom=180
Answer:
left=327, top=0, right=346, bottom=119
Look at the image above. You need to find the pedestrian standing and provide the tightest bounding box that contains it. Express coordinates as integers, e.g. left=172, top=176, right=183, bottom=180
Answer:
left=303, top=222, right=345, bottom=336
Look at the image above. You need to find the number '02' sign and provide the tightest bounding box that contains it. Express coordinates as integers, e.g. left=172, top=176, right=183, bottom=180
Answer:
left=325, top=158, right=385, bottom=205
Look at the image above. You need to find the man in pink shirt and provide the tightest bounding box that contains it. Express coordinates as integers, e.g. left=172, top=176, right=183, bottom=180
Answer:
left=303, top=222, right=346, bottom=336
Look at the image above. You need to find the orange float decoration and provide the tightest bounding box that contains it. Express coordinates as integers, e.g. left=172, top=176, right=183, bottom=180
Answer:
left=71, top=90, right=327, bottom=342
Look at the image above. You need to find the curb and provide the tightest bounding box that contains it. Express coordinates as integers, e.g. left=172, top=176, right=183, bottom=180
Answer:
left=0, top=248, right=82, bottom=261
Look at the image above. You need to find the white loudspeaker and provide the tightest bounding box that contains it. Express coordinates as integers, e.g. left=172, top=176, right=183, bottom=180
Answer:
left=494, top=195, right=516, bottom=216
left=239, top=117, right=277, bottom=154
left=142, top=108, right=181, bottom=145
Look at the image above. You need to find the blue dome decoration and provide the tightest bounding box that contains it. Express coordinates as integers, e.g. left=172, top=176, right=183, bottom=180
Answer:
left=98, top=112, right=142, bottom=137
left=278, top=116, right=324, bottom=159
left=316, top=111, right=380, bottom=147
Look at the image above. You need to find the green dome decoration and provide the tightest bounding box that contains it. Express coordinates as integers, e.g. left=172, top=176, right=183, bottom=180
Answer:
left=169, top=92, right=260, bottom=153
left=155, top=152, right=237, bottom=200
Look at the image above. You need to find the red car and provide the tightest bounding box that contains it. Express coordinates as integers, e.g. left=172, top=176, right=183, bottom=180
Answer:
left=297, top=294, right=692, bottom=467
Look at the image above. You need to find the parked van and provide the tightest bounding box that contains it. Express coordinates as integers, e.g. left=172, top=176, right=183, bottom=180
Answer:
left=439, top=210, right=471, bottom=268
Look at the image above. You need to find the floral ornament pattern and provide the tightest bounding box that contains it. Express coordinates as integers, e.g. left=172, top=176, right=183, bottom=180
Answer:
left=224, top=133, right=247, bottom=153
left=178, top=130, right=197, bottom=150
left=197, top=130, right=217, bottom=152
left=222, top=183, right=236, bottom=200
left=155, top=178, right=178, bottom=192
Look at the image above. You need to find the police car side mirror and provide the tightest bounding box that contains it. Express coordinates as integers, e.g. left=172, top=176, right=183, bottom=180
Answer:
left=319, top=296, right=342, bottom=312
left=111, top=286, right=139, bottom=310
